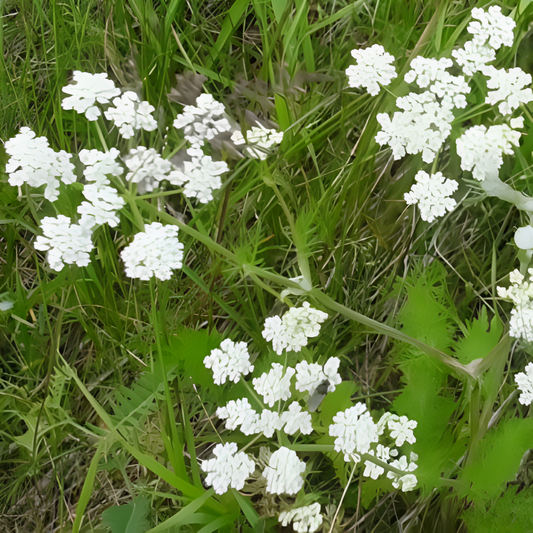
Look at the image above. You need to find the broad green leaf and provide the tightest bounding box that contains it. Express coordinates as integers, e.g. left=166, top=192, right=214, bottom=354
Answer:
left=317, top=381, right=358, bottom=428
left=459, top=417, right=533, bottom=500
left=102, top=497, right=150, bottom=533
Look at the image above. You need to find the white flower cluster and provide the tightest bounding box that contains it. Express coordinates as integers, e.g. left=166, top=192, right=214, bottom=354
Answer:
left=77, top=183, right=125, bottom=229
left=375, top=54, right=472, bottom=164
left=5, top=127, right=76, bottom=202
left=387, top=453, right=419, bottom=491
left=168, top=145, right=229, bottom=203
left=404, top=171, right=458, bottom=223
left=253, top=363, right=295, bottom=407
left=77, top=148, right=125, bottom=230
left=279, top=503, right=323, bottom=533
left=515, top=362, right=533, bottom=406
left=363, top=444, right=395, bottom=480
left=329, top=403, right=380, bottom=462
left=201, top=442, right=255, bottom=495
left=452, top=6, right=514, bottom=76
left=456, top=124, right=520, bottom=182
left=62, top=71, right=121, bottom=121
left=452, top=41, right=495, bottom=77
left=467, top=6, right=515, bottom=50
left=345, top=44, right=397, bottom=96
left=206, top=313, right=420, bottom=505
left=295, top=357, right=342, bottom=396
left=104, top=91, right=158, bottom=138
left=34, top=215, right=93, bottom=271
left=497, top=269, right=533, bottom=342
left=329, top=405, right=418, bottom=491
left=483, top=66, right=533, bottom=116
left=216, top=398, right=259, bottom=434
left=79, top=148, right=123, bottom=186
left=217, top=397, right=312, bottom=438
left=375, top=91, right=455, bottom=164
left=262, top=447, right=306, bottom=495
left=204, top=339, right=254, bottom=385
left=404, top=57, right=470, bottom=109
left=231, top=124, right=284, bottom=160
left=173, top=93, right=232, bottom=144
left=262, top=302, right=328, bottom=355
left=120, top=222, right=184, bottom=280
left=124, top=147, right=174, bottom=194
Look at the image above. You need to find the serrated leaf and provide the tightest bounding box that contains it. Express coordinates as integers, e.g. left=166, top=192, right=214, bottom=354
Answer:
left=393, top=357, right=458, bottom=490
left=454, top=309, right=503, bottom=365
left=459, top=418, right=533, bottom=500
left=164, top=328, right=224, bottom=399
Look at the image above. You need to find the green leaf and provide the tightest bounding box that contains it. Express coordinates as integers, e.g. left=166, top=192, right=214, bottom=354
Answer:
left=459, top=418, right=533, bottom=500
left=394, top=262, right=456, bottom=354
left=454, top=309, right=503, bottom=365
left=317, top=381, right=358, bottom=428
left=102, top=496, right=150, bottom=533
left=164, top=327, right=224, bottom=393
left=393, top=356, right=459, bottom=490
left=462, top=485, right=533, bottom=532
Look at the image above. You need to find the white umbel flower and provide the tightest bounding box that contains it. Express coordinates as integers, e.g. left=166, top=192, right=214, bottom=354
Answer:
left=279, top=503, right=323, bottom=533
left=216, top=398, right=259, bottom=434
left=497, top=269, right=533, bottom=308
left=262, top=447, right=306, bottom=495
left=387, top=415, right=418, bottom=447
left=509, top=307, right=533, bottom=343
left=204, top=339, right=254, bottom=385
left=120, top=222, right=184, bottom=280
left=34, top=215, right=93, bottom=271
left=387, top=454, right=418, bottom=492
left=515, top=363, right=533, bottom=405
left=363, top=444, right=393, bottom=480
left=295, top=357, right=342, bottom=396
left=404, top=171, right=458, bottom=223
left=104, top=91, right=158, bottom=138
left=346, top=44, right=397, bottom=96
left=456, top=124, right=520, bottom=182
left=173, top=93, right=232, bottom=144
left=497, top=269, right=533, bottom=342
left=468, top=6, right=515, bottom=50
left=375, top=91, right=454, bottom=164
left=404, top=57, right=453, bottom=88
left=5, top=127, right=76, bottom=202
left=254, top=410, right=283, bottom=438
left=62, top=71, right=121, bottom=120
left=483, top=66, right=533, bottom=115
left=253, top=363, right=295, bottom=407
left=404, top=57, right=470, bottom=109
left=452, top=41, right=496, bottom=76
left=77, top=183, right=125, bottom=229
left=231, top=123, right=284, bottom=160
left=262, top=302, right=328, bottom=355
left=124, top=147, right=174, bottom=194
left=167, top=145, right=228, bottom=203
left=280, top=402, right=313, bottom=435
left=329, top=403, right=379, bottom=462
left=79, top=148, right=123, bottom=187
left=201, top=442, right=255, bottom=495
